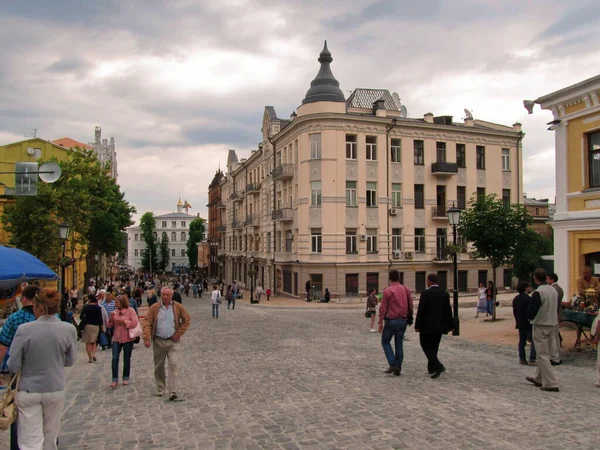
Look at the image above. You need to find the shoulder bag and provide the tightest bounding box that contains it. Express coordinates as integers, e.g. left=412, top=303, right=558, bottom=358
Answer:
left=0, top=371, right=20, bottom=431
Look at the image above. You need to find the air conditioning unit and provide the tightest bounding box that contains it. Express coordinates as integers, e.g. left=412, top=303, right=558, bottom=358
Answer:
left=389, top=207, right=398, bottom=216
left=392, top=250, right=402, bottom=259
left=404, top=251, right=414, bottom=259
left=360, top=234, right=367, bottom=241
left=26, top=147, right=35, bottom=155
left=469, top=251, right=478, bottom=259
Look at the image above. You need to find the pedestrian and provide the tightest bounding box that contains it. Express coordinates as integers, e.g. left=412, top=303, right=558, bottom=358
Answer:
left=8, top=288, right=77, bottom=449
left=108, top=295, right=139, bottom=389
left=305, top=280, right=311, bottom=302
left=0, top=285, right=40, bottom=450
left=256, top=283, right=264, bottom=303
left=415, top=273, right=454, bottom=379
left=184, top=282, right=190, bottom=297
left=100, top=291, right=116, bottom=347
left=147, top=288, right=158, bottom=307
left=192, top=282, right=199, bottom=298
left=87, top=281, right=96, bottom=297
left=378, top=269, right=414, bottom=376
left=486, top=281, right=496, bottom=316
left=526, top=268, right=560, bottom=392
left=173, top=288, right=183, bottom=304
left=476, top=282, right=488, bottom=318
left=266, top=287, right=271, bottom=301
left=226, top=284, right=233, bottom=309
left=231, top=281, right=238, bottom=310
left=204, top=280, right=209, bottom=292
left=211, top=284, right=222, bottom=319
left=512, top=281, right=536, bottom=365
left=366, top=288, right=378, bottom=332
left=142, top=287, right=191, bottom=400
left=320, top=288, right=331, bottom=303
left=79, top=294, right=105, bottom=363
left=547, top=272, right=564, bottom=366
left=69, top=285, right=79, bottom=311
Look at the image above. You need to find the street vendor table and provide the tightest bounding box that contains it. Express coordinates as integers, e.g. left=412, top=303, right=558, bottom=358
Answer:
left=561, top=309, right=597, bottom=350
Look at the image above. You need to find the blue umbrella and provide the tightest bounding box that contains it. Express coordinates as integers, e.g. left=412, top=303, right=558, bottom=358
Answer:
left=0, top=245, right=58, bottom=289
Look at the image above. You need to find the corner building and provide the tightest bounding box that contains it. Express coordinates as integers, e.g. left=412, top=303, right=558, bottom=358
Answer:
left=219, top=42, right=523, bottom=297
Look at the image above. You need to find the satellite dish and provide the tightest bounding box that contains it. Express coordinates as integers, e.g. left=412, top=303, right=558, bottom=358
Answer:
left=392, top=92, right=402, bottom=110
left=38, top=162, right=62, bottom=183
left=400, top=105, right=408, bottom=118
left=463, top=109, right=473, bottom=120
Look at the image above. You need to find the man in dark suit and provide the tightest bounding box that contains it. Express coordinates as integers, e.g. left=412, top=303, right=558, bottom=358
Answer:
left=415, top=273, right=454, bottom=379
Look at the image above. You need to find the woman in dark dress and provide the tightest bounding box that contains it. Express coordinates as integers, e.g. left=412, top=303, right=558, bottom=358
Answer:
left=79, top=294, right=104, bottom=363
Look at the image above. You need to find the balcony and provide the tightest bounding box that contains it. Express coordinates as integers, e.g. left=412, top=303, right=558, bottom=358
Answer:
left=216, top=225, right=227, bottom=233
left=431, top=162, right=458, bottom=175
left=272, top=207, right=294, bottom=222
left=216, top=202, right=226, bottom=210
left=244, top=214, right=259, bottom=227
left=431, top=206, right=448, bottom=220
left=246, top=182, right=260, bottom=194
left=274, top=252, right=295, bottom=263
left=432, top=248, right=452, bottom=263
left=231, top=220, right=243, bottom=230
left=230, top=192, right=242, bottom=202
left=272, top=163, right=294, bottom=181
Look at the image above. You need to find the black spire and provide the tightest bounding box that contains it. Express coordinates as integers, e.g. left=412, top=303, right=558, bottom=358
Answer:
left=301, top=41, right=345, bottom=105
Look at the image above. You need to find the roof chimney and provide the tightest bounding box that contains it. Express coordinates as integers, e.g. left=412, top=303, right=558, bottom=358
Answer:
left=464, top=118, right=474, bottom=127
left=373, top=98, right=387, bottom=117
left=424, top=113, right=434, bottom=123
left=513, top=122, right=522, bottom=132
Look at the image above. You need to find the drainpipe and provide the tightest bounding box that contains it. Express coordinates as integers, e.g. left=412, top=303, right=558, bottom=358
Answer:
left=269, top=136, right=277, bottom=294
left=385, top=119, right=398, bottom=271
left=516, top=131, right=524, bottom=202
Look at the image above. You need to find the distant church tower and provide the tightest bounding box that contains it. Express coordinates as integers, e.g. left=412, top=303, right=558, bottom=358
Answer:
left=92, top=126, right=118, bottom=180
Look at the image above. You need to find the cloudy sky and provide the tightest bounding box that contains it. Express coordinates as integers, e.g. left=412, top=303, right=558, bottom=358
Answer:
left=1, top=0, right=599, bottom=223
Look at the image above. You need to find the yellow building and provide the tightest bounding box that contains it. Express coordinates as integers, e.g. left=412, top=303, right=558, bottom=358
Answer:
left=533, top=75, right=600, bottom=296
left=0, top=138, right=87, bottom=290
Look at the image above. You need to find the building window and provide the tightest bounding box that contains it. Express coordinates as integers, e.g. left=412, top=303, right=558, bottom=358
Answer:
left=366, top=229, right=377, bottom=253
left=477, top=187, right=486, bottom=202
left=476, top=145, right=485, bottom=169
left=391, top=183, right=402, bottom=207
left=535, top=207, right=539, bottom=216
left=181, top=249, right=186, bottom=257
left=436, top=142, right=446, bottom=162
left=392, top=228, right=402, bottom=251
left=181, top=232, right=186, bottom=241
left=414, top=184, right=424, bottom=209
left=171, top=249, right=176, bottom=257
left=310, top=133, right=321, bottom=159
left=171, top=232, right=177, bottom=241
left=458, top=270, right=468, bottom=292
left=414, top=140, right=424, bottom=165
left=162, top=221, right=167, bottom=228
left=391, top=138, right=401, bottom=163
left=311, top=229, right=322, bottom=253
left=346, top=229, right=357, bottom=254
left=415, top=228, right=425, bottom=253
left=456, top=144, right=466, bottom=168
left=134, top=249, right=138, bottom=257
left=367, top=272, right=379, bottom=293
left=171, top=221, right=177, bottom=228
left=457, top=186, right=466, bottom=210
left=134, top=233, right=138, bottom=241
left=502, top=189, right=511, bottom=208
left=346, top=181, right=357, bottom=207
left=416, top=271, right=426, bottom=293
left=366, top=136, right=377, bottom=160
left=346, top=134, right=357, bottom=159
left=346, top=274, right=359, bottom=296
left=589, top=131, right=600, bottom=187
left=366, top=182, right=377, bottom=207
left=311, top=181, right=322, bottom=206
left=266, top=232, right=271, bottom=252
left=502, top=148, right=510, bottom=171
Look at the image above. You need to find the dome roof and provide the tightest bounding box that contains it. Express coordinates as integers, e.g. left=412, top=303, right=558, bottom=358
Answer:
left=301, top=41, right=345, bottom=105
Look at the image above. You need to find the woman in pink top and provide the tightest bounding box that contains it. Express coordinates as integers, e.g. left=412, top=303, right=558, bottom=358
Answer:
left=107, top=295, right=138, bottom=389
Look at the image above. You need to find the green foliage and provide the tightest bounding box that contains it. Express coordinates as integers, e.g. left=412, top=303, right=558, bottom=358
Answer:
left=512, top=229, right=554, bottom=282
left=186, top=218, right=206, bottom=270
left=140, top=211, right=158, bottom=271
left=459, top=194, right=532, bottom=319
left=159, top=232, right=170, bottom=272
left=2, top=148, right=135, bottom=283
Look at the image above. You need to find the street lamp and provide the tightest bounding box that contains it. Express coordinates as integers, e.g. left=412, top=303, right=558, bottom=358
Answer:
left=58, top=223, right=70, bottom=296
left=447, top=203, right=462, bottom=336
left=248, top=255, right=255, bottom=303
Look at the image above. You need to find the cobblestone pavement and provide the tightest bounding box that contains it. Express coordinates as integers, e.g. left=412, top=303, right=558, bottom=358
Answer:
left=4, top=295, right=600, bottom=450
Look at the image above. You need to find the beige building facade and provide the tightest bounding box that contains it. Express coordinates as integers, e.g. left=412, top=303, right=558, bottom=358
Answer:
left=217, top=42, right=523, bottom=298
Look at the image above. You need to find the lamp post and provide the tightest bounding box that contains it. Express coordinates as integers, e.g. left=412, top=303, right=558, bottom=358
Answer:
left=447, top=203, right=462, bottom=336
left=248, top=256, right=254, bottom=303
left=58, top=223, right=70, bottom=297
left=94, top=254, right=99, bottom=286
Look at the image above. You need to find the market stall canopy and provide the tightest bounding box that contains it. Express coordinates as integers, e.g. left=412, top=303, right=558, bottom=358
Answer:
left=0, top=245, right=58, bottom=288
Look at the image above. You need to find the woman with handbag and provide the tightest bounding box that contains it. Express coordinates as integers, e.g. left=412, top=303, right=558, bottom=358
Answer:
left=80, top=294, right=104, bottom=363
left=211, top=284, right=222, bottom=318
left=366, top=288, right=378, bottom=332
left=107, top=295, right=139, bottom=389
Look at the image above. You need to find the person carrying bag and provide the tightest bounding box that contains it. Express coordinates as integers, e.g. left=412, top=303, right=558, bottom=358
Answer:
left=0, top=371, right=20, bottom=431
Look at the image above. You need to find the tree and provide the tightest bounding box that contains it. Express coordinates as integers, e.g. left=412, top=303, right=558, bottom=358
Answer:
left=512, top=229, right=553, bottom=283
left=186, top=218, right=206, bottom=270
left=2, top=148, right=135, bottom=288
left=140, top=212, right=159, bottom=273
left=159, top=232, right=170, bottom=272
left=459, top=194, right=531, bottom=320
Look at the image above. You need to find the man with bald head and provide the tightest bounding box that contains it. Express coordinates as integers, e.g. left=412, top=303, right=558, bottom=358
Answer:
left=142, top=286, right=191, bottom=400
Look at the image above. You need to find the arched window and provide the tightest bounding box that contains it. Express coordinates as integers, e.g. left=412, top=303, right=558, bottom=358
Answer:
left=153, top=232, right=157, bottom=240
left=162, top=232, right=167, bottom=240
left=171, top=232, right=176, bottom=242
left=181, top=231, right=186, bottom=241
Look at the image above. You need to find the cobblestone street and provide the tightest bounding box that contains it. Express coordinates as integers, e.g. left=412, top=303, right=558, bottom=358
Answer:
left=5, top=294, right=600, bottom=450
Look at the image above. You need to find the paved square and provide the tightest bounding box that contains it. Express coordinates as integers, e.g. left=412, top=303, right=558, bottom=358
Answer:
left=3, top=296, right=600, bottom=449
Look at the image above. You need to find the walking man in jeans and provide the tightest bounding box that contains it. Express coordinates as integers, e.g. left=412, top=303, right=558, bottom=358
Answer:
left=378, top=270, right=413, bottom=376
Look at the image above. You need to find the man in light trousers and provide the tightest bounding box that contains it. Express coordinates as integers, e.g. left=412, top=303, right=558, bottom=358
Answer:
left=143, top=287, right=191, bottom=401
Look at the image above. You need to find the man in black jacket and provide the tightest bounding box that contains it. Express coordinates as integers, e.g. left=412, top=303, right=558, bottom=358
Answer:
left=512, top=281, right=536, bottom=365
left=415, top=273, right=454, bottom=379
